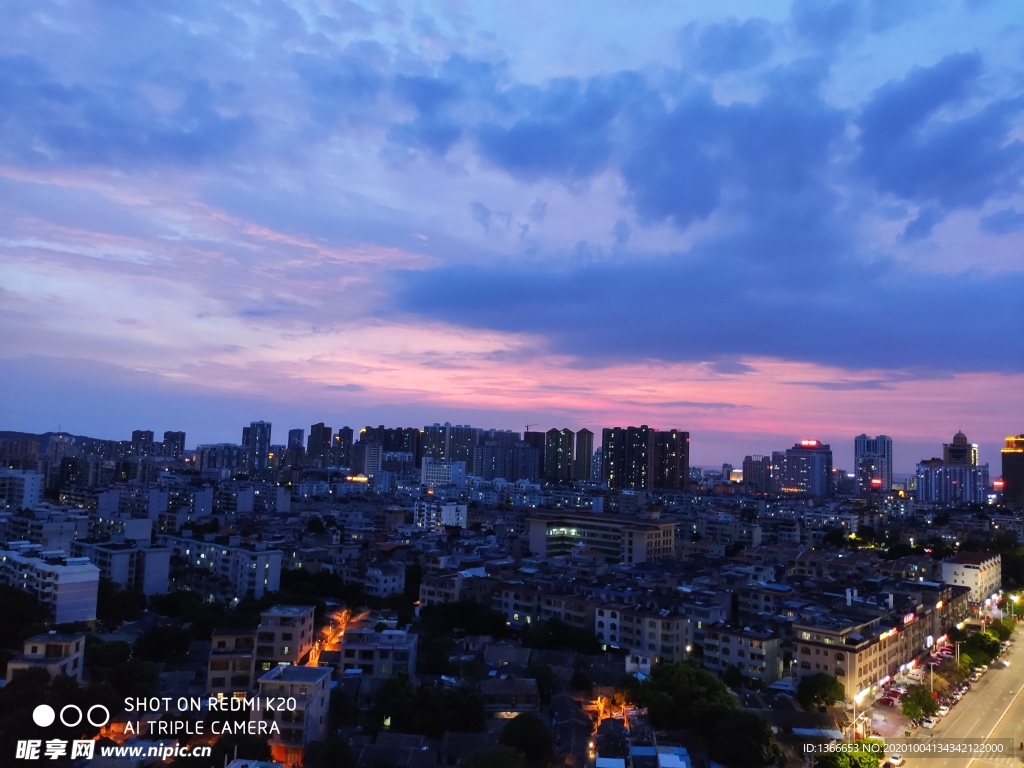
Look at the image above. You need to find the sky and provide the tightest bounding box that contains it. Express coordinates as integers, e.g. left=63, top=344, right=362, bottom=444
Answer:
left=0, top=0, right=1022, bottom=473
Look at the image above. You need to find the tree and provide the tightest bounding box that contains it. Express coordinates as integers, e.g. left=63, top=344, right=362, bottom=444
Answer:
left=500, top=714, right=553, bottom=768
left=171, top=734, right=270, bottom=767
left=522, top=619, right=601, bottom=654
left=707, top=711, right=784, bottom=767
left=796, top=674, right=845, bottom=709
left=134, top=625, right=192, bottom=663
left=900, top=685, right=938, bottom=720
left=96, top=578, right=146, bottom=624
left=465, top=745, right=525, bottom=768
left=329, top=686, right=358, bottom=728
left=526, top=663, right=556, bottom=703
left=570, top=668, right=592, bottom=693
left=722, top=663, right=746, bottom=690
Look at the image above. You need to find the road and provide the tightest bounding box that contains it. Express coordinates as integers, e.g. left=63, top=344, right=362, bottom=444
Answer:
left=903, top=625, right=1024, bottom=768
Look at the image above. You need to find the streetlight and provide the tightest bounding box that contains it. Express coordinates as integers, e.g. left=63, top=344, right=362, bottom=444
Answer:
left=851, top=690, right=866, bottom=740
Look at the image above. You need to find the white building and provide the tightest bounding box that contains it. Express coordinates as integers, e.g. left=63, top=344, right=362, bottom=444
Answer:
left=157, top=533, right=282, bottom=598
left=420, top=458, right=467, bottom=489
left=0, top=543, right=99, bottom=623
left=250, top=665, right=331, bottom=767
left=340, top=626, right=418, bottom=679
left=363, top=562, right=406, bottom=598
left=6, top=632, right=86, bottom=683
left=942, top=551, right=1001, bottom=603
left=413, top=501, right=468, bottom=530
left=70, top=539, right=171, bottom=595
left=0, top=468, right=44, bottom=509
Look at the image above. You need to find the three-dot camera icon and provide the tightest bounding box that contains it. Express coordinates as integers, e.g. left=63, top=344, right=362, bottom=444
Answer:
left=32, top=704, right=110, bottom=728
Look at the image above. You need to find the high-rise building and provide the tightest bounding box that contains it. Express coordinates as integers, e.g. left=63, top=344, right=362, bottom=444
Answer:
left=332, top=427, right=353, bottom=468
left=602, top=425, right=658, bottom=490
left=781, top=440, right=833, bottom=497
left=544, top=428, right=575, bottom=482
left=522, top=431, right=547, bottom=476
left=943, top=431, right=978, bottom=466
left=307, top=423, right=332, bottom=468
left=653, top=430, right=689, bottom=490
left=131, top=430, right=154, bottom=457
left=854, top=434, right=893, bottom=495
left=163, top=431, right=186, bottom=460
left=1001, top=435, right=1024, bottom=506
left=287, top=429, right=305, bottom=451
left=742, top=455, right=771, bottom=493
left=575, top=429, right=594, bottom=481
left=245, top=421, right=273, bottom=472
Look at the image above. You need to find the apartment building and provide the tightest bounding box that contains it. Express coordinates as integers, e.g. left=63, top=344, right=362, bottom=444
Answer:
left=340, top=626, right=417, bottom=679
left=6, top=632, right=86, bottom=683
left=941, top=551, right=1001, bottom=603
left=69, top=539, right=171, bottom=595
left=157, top=533, right=282, bottom=599
left=595, top=604, right=693, bottom=663
left=207, top=628, right=256, bottom=697
left=363, top=562, right=406, bottom=598
left=527, top=509, right=675, bottom=564
left=256, top=605, right=315, bottom=673
left=701, top=623, right=782, bottom=685
left=0, top=543, right=99, bottom=623
left=250, top=665, right=331, bottom=767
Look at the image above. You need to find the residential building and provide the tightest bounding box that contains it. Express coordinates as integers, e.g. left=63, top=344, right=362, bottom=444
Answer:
left=916, top=459, right=990, bottom=504
left=575, top=429, right=594, bottom=482
left=6, top=632, right=86, bottom=683
left=340, top=626, right=417, bottom=679
left=421, top=458, right=467, bottom=488
left=255, top=605, right=316, bottom=673
left=700, top=623, right=782, bottom=685
left=157, top=533, right=283, bottom=599
left=0, top=543, right=99, bottom=623
left=653, top=430, right=690, bottom=491
left=163, top=431, right=186, bottom=461
left=364, top=562, right=406, bottom=598
left=527, top=509, right=675, bottom=564
left=307, top=423, right=332, bottom=468
left=742, top=456, right=772, bottom=493
left=250, top=665, right=331, bottom=767
left=0, top=468, right=44, bottom=509
left=941, top=552, right=1001, bottom=603
left=243, top=421, right=273, bottom=472
left=208, top=628, right=256, bottom=697
left=70, top=539, right=171, bottom=595
left=544, top=428, right=575, bottom=482
left=595, top=604, right=693, bottom=664
left=854, top=434, right=893, bottom=495
left=782, top=440, right=833, bottom=497
left=1000, top=435, right=1024, bottom=506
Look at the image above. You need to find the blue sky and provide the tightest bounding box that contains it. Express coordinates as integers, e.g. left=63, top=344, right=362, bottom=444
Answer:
left=0, top=0, right=1022, bottom=471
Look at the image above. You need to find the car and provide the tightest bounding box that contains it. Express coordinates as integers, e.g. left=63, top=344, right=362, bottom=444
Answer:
left=879, top=697, right=897, bottom=706
left=938, top=705, right=950, bottom=716
left=922, top=717, right=938, bottom=729
left=969, top=673, right=981, bottom=682
left=890, top=755, right=905, bottom=767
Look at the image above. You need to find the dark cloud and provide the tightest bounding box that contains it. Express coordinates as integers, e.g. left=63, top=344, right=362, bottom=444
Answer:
left=980, top=208, right=1024, bottom=235
left=692, top=18, right=774, bottom=74
left=476, top=72, right=642, bottom=180
left=900, top=206, right=945, bottom=242
left=791, top=0, right=862, bottom=48
left=857, top=53, right=1024, bottom=213
left=0, top=55, right=253, bottom=167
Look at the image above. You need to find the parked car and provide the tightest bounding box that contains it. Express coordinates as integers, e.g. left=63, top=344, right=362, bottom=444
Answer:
left=890, top=755, right=905, bottom=767
left=922, top=717, right=939, bottom=729
left=938, top=705, right=950, bottom=716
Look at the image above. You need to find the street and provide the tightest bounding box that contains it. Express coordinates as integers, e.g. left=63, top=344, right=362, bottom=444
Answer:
left=901, top=625, right=1024, bottom=768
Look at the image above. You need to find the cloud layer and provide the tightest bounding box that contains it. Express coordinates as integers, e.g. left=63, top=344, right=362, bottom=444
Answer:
left=1, top=0, right=1022, bottom=470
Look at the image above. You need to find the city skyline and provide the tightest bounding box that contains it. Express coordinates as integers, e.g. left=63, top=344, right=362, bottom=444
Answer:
left=1, top=1, right=1022, bottom=474
left=2, top=418, right=1011, bottom=477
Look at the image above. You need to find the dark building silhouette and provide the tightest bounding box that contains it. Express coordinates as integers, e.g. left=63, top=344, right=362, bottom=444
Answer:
left=574, top=429, right=594, bottom=482
left=307, top=422, right=332, bottom=468
left=544, top=428, right=575, bottom=482
left=163, top=431, right=186, bottom=460
left=1001, top=435, right=1024, bottom=506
